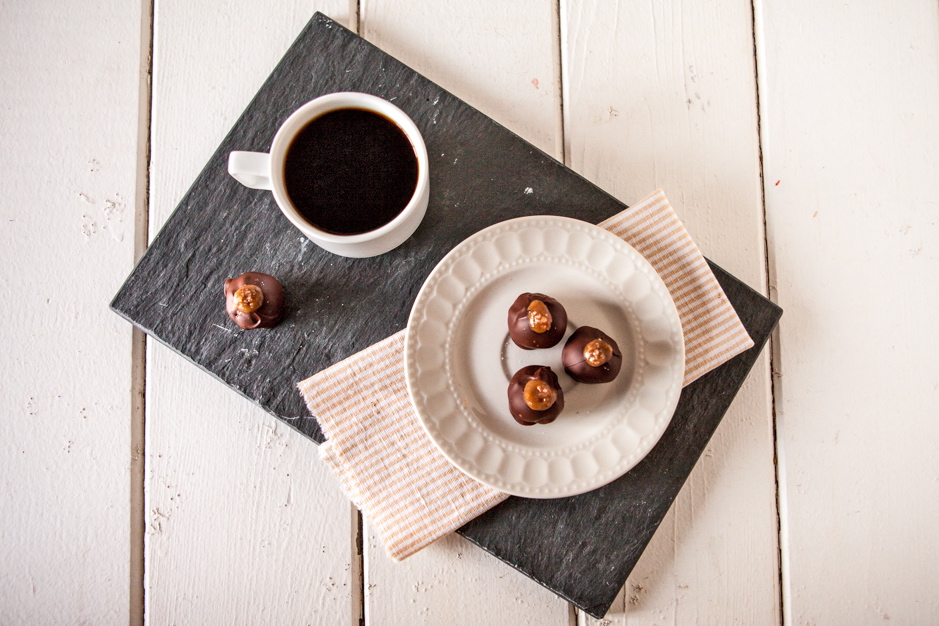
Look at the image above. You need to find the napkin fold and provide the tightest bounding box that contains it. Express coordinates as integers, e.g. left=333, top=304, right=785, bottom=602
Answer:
left=298, top=189, right=753, bottom=561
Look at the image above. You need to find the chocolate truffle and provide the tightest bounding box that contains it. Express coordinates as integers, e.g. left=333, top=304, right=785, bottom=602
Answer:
left=562, top=326, right=622, bottom=384
left=224, top=272, right=285, bottom=330
left=508, top=365, right=565, bottom=426
left=507, top=293, right=568, bottom=350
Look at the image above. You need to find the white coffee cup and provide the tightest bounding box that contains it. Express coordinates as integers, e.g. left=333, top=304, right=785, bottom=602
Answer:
left=228, top=92, right=430, bottom=258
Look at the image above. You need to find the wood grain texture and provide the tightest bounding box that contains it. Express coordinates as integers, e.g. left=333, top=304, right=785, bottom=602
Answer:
left=562, top=1, right=780, bottom=622
left=365, top=529, right=572, bottom=625
left=358, top=2, right=571, bottom=622
left=145, top=3, right=359, bottom=624
left=755, top=1, right=939, bottom=623
left=0, top=0, right=142, bottom=622
left=144, top=356, right=359, bottom=623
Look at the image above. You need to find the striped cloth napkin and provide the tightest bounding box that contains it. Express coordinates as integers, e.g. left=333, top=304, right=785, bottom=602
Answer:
left=298, top=189, right=753, bottom=561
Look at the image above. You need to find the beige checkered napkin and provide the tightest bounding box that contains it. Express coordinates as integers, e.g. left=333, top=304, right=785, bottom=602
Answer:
left=298, top=189, right=753, bottom=561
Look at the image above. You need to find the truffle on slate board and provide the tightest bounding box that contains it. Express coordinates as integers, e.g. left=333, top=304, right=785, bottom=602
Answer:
left=224, top=272, right=285, bottom=330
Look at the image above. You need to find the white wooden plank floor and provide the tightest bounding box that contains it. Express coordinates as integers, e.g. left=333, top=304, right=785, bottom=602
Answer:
left=0, top=0, right=143, bottom=622
left=757, top=2, right=939, bottom=623
left=2, top=1, right=937, bottom=624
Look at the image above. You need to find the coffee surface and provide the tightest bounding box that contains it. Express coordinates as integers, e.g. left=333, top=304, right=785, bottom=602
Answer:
left=283, top=108, right=418, bottom=235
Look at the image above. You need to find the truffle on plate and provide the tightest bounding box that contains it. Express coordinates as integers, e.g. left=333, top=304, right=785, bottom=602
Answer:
left=562, top=326, right=622, bottom=384
left=507, top=292, right=567, bottom=350
left=508, top=365, right=565, bottom=425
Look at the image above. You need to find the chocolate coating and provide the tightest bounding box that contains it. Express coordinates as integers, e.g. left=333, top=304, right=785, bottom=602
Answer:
left=224, top=272, right=285, bottom=329
left=507, top=293, right=568, bottom=350
left=562, top=326, right=623, bottom=384
left=508, top=365, right=565, bottom=425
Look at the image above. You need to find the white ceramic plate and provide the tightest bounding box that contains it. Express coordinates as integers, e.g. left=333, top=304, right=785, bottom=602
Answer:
left=404, top=216, right=684, bottom=498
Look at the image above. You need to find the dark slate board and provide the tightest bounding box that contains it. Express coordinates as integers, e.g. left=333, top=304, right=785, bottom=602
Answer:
left=111, top=13, right=781, bottom=620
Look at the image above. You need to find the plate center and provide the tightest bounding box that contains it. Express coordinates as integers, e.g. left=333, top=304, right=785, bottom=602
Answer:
left=450, top=262, right=637, bottom=451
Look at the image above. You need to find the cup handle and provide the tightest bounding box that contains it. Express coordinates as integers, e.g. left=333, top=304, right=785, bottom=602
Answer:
left=228, top=151, right=273, bottom=190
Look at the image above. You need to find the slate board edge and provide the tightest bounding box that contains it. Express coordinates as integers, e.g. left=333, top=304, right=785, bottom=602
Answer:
left=111, top=305, right=329, bottom=447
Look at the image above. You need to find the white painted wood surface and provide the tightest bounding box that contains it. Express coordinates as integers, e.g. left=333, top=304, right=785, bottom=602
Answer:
left=4, top=1, right=939, bottom=623
left=0, top=0, right=143, bottom=623
left=563, top=1, right=778, bottom=623
left=756, top=1, right=939, bottom=623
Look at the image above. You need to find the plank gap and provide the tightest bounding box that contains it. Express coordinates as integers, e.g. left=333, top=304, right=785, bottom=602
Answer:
left=749, top=1, right=786, bottom=624
left=129, top=329, right=147, bottom=626
left=552, top=0, right=567, bottom=165
left=130, top=0, right=155, bottom=623
left=351, top=0, right=361, bottom=35
left=555, top=0, right=570, bottom=166
left=353, top=505, right=364, bottom=626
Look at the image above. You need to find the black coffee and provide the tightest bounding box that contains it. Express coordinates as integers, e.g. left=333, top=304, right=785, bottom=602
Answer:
left=283, top=108, right=419, bottom=235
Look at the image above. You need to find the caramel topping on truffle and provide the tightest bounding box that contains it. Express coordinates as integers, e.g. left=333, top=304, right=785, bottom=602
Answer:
left=527, top=300, right=552, bottom=334
left=523, top=378, right=558, bottom=411
left=583, top=338, right=613, bottom=367
left=233, top=284, right=264, bottom=314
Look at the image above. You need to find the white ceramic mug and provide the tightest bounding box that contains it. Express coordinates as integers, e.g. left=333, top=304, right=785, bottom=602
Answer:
left=228, top=92, right=430, bottom=258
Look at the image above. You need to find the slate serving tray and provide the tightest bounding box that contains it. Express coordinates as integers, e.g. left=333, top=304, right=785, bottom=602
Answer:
left=111, top=13, right=782, bottom=619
